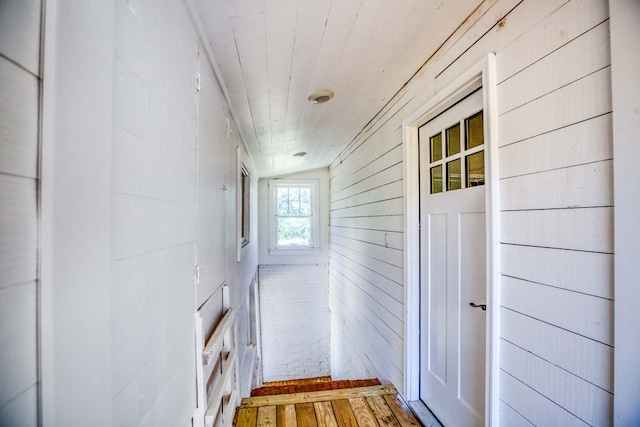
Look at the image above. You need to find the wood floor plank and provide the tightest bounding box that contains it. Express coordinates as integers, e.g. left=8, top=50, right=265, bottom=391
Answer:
left=237, top=382, right=421, bottom=427
left=347, top=398, right=377, bottom=427
left=296, top=403, right=318, bottom=427
left=240, top=385, right=397, bottom=408
left=331, top=400, right=358, bottom=427
left=236, top=407, right=258, bottom=427
left=366, top=395, right=402, bottom=427
left=382, top=394, right=420, bottom=427
left=257, top=406, right=277, bottom=427
left=314, top=401, right=339, bottom=427
left=277, top=404, right=298, bottom=427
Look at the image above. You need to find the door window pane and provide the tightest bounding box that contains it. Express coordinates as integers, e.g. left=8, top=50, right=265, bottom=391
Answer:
left=466, top=151, right=484, bottom=187
left=430, top=133, right=442, bottom=162
left=431, top=165, right=443, bottom=194
left=466, top=112, right=484, bottom=149
left=447, top=159, right=461, bottom=191
left=446, top=123, right=460, bottom=156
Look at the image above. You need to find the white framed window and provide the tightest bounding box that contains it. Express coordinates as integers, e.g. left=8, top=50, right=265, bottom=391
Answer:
left=268, top=179, right=320, bottom=255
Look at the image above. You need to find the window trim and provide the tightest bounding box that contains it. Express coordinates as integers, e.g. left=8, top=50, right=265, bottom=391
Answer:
left=268, top=178, right=320, bottom=255
left=237, top=146, right=252, bottom=262
left=240, top=164, right=250, bottom=247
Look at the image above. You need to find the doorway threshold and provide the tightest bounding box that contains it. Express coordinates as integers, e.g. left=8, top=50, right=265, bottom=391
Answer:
left=408, top=400, right=443, bottom=427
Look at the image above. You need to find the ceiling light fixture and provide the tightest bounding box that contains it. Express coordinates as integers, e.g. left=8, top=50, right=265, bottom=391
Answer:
left=293, top=151, right=307, bottom=157
left=307, top=90, right=334, bottom=104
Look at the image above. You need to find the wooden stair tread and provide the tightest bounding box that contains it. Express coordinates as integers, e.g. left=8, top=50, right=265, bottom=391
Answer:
left=252, top=378, right=381, bottom=397
left=235, top=384, right=421, bottom=427
left=241, top=385, right=398, bottom=408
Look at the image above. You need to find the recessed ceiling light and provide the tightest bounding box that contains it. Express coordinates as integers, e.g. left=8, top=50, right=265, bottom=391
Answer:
left=293, top=151, right=307, bottom=157
left=307, top=90, right=334, bottom=104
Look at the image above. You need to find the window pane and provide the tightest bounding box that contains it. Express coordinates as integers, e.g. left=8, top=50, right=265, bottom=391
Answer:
left=466, top=111, right=484, bottom=149
left=431, top=165, right=443, bottom=194
left=447, top=159, right=461, bottom=191
left=466, top=151, right=485, bottom=187
left=289, top=188, right=300, bottom=215
left=277, top=217, right=311, bottom=246
left=430, top=133, right=442, bottom=162
left=277, top=188, right=289, bottom=215
left=446, top=123, right=460, bottom=156
left=299, top=188, right=311, bottom=215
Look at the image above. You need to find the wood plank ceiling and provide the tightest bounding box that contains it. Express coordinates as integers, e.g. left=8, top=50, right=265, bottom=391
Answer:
left=193, top=0, right=482, bottom=177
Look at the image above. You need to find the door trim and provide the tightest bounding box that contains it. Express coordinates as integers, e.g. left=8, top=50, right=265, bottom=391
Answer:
left=402, top=54, right=500, bottom=426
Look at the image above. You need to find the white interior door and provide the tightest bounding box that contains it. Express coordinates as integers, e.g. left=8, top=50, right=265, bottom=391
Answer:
left=419, top=89, right=486, bottom=427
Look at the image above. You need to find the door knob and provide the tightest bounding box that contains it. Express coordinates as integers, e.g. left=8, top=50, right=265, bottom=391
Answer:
left=469, top=302, right=486, bottom=311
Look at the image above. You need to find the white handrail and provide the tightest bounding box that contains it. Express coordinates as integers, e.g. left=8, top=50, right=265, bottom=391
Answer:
left=202, top=307, right=236, bottom=366
left=193, top=284, right=239, bottom=427
left=204, top=347, right=237, bottom=427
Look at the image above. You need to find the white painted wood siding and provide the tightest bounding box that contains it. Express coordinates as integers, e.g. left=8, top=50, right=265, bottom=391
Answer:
left=110, top=1, right=259, bottom=424
left=111, top=2, right=199, bottom=425
left=0, top=1, right=41, bottom=425
left=329, top=0, right=613, bottom=424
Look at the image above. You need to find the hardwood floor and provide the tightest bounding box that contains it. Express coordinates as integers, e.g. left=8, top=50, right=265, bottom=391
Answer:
left=235, top=384, right=422, bottom=427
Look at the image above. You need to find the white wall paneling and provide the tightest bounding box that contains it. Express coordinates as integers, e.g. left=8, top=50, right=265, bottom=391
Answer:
left=0, top=281, right=37, bottom=424
left=0, top=0, right=41, bottom=75
left=40, top=1, right=114, bottom=424
left=610, top=1, right=640, bottom=425
left=0, top=2, right=41, bottom=424
left=499, top=113, right=613, bottom=179
left=328, top=0, right=614, bottom=425
left=37, top=1, right=260, bottom=425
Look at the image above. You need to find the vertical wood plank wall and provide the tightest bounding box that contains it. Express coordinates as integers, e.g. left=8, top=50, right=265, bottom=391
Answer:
left=0, top=1, right=42, bottom=425
left=328, top=0, right=613, bottom=424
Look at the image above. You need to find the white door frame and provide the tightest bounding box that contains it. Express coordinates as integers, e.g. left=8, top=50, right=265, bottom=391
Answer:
left=403, top=54, right=500, bottom=426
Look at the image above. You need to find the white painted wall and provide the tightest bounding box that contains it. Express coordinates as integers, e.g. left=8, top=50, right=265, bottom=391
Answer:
left=259, top=264, right=330, bottom=382
left=40, top=1, right=114, bottom=424
left=329, top=0, right=614, bottom=425
left=610, top=1, right=640, bottom=426
left=0, top=3, right=41, bottom=425
left=37, top=1, right=259, bottom=425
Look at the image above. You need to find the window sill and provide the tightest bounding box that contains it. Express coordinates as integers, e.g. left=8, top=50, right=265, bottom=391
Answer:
left=269, top=248, right=320, bottom=256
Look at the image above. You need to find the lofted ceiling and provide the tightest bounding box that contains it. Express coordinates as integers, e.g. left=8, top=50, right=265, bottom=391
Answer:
left=192, top=0, right=481, bottom=178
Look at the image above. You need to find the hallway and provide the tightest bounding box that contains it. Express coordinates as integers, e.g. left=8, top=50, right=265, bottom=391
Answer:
left=2, top=1, right=639, bottom=426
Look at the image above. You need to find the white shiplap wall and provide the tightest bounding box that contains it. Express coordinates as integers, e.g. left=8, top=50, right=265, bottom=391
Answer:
left=111, top=1, right=260, bottom=424
left=37, top=1, right=258, bottom=424
left=110, top=2, right=200, bottom=424
left=0, top=1, right=41, bottom=425
left=329, top=0, right=613, bottom=424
